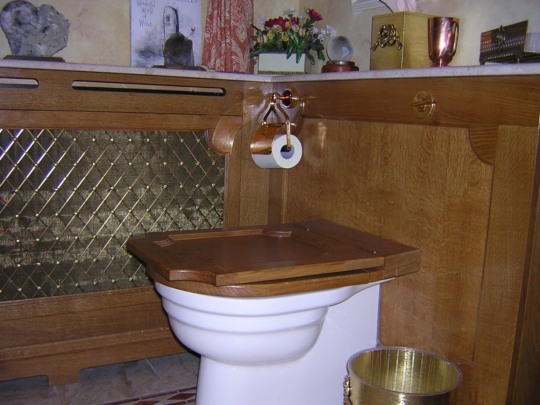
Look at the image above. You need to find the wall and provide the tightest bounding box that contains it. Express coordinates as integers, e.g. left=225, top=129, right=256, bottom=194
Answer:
left=0, top=0, right=208, bottom=66
left=0, top=0, right=131, bottom=65
left=0, top=0, right=293, bottom=67
left=253, top=0, right=299, bottom=25
left=302, top=0, right=540, bottom=71
left=0, top=0, right=538, bottom=69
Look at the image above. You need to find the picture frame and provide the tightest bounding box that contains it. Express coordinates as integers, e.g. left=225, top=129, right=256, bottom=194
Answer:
left=130, top=0, right=203, bottom=67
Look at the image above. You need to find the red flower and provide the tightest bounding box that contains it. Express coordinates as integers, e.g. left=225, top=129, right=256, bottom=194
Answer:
left=265, top=16, right=289, bottom=30
left=307, top=9, right=323, bottom=21
left=290, top=16, right=298, bottom=26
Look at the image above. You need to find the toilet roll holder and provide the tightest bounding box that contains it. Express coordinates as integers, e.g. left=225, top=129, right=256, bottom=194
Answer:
left=251, top=90, right=300, bottom=155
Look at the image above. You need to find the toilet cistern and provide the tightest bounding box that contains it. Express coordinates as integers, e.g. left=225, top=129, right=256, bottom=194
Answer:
left=127, top=219, right=421, bottom=405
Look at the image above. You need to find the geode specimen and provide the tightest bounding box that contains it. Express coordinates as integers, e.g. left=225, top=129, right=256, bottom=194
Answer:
left=0, top=0, right=70, bottom=57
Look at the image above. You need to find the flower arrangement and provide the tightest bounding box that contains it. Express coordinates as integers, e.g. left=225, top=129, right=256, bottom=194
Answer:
left=250, top=8, right=336, bottom=65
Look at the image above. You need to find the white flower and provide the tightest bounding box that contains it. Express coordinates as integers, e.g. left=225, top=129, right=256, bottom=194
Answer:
left=257, top=17, right=266, bottom=27
left=283, top=8, right=296, bottom=15
left=324, top=25, right=337, bottom=37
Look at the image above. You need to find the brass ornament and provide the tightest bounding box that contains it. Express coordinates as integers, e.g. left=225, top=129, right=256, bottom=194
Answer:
left=495, top=25, right=506, bottom=52
left=343, top=375, right=352, bottom=405
left=412, top=91, right=436, bottom=118
left=371, top=24, right=403, bottom=51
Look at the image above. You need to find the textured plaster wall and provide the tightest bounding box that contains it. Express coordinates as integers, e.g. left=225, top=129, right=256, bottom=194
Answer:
left=0, top=0, right=296, bottom=67
left=415, top=0, right=540, bottom=67
left=0, top=0, right=538, bottom=69
left=254, top=0, right=300, bottom=25
left=0, top=0, right=131, bottom=65
left=0, top=0, right=209, bottom=66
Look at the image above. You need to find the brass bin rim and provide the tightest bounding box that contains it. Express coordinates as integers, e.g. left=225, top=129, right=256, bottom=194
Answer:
left=346, top=346, right=462, bottom=403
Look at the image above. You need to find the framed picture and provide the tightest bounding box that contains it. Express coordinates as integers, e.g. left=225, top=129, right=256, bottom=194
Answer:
left=130, top=0, right=203, bottom=67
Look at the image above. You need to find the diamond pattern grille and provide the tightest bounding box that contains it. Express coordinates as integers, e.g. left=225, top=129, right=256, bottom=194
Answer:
left=0, top=129, right=225, bottom=301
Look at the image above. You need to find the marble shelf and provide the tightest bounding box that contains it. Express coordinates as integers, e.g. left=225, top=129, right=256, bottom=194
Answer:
left=1, top=59, right=540, bottom=83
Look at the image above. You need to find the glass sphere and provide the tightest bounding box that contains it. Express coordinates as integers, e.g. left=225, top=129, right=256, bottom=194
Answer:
left=326, top=36, right=354, bottom=61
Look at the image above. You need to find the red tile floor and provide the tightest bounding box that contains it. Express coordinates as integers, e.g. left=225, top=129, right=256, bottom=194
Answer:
left=0, top=353, right=199, bottom=405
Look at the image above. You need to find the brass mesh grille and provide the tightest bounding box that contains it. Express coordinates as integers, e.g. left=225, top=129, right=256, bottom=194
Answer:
left=0, top=129, right=225, bottom=301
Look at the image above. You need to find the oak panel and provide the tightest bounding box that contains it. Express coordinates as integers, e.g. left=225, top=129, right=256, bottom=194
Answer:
left=0, top=110, right=225, bottom=131
left=277, top=76, right=540, bottom=128
left=0, top=287, right=185, bottom=385
left=0, top=68, right=244, bottom=116
left=511, top=177, right=540, bottom=404
left=127, top=220, right=420, bottom=290
left=474, top=125, right=539, bottom=404
left=230, top=82, right=275, bottom=227
left=0, top=328, right=183, bottom=386
left=280, top=119, right=493, bottom=401
left=146, top=265, right=384, bottom=297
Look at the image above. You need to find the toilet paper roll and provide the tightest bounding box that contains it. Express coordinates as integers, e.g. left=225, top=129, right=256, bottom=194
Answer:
left=251, top=134, right=303, bottom=169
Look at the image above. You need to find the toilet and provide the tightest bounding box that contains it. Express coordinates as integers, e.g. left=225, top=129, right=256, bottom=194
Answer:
left=127, top=219, right=420, bottom=405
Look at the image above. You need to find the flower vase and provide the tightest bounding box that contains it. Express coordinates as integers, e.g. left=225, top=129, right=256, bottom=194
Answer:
left=255, top=53, right=310, bottom=75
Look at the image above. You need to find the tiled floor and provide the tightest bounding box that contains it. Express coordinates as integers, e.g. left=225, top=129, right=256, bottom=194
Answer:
left=0, top=352, right=199, bottom=405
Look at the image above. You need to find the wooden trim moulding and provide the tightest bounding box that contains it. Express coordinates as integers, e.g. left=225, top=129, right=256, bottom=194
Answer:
left=0, top=67, right=245, bottom=116
left=0, top=287, right=185, bottom=386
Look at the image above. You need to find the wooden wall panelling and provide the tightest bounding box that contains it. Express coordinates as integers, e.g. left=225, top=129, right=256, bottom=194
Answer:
left=0, top=110, right=224, bottom=131
left=205, top=115, right=244, bottom=227
left=267, top=168, right=288, bottom=224
left=0, top=287, right=184, bottom=385
left=473, top=125, right=539, bottom=405
left=511, top=136, right=540, bottom=404
left=224, top=81, right=276, bottom=227
left=0, top=68, right=244, bottom=116
left=268, top=76, right=540, bottom=404
left=280, top=120, right=492, bottom=402
left=468, top=124, right=499, bottom=165
left=275, top=76, right=540, bottom=128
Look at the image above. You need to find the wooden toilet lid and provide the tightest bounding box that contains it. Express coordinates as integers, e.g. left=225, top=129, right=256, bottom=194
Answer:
left=127, top=220, right=420, bottom=297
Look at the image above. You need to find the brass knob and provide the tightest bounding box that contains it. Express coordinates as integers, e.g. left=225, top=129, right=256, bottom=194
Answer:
left=412, top=91, right=436, bottom=118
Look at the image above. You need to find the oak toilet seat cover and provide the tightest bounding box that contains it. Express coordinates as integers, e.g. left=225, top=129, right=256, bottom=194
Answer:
left=127, top=219, right=420, bottom=297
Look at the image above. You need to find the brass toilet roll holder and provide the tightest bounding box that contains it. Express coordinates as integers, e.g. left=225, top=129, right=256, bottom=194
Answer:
left=250, top=90, right=300, bottom=156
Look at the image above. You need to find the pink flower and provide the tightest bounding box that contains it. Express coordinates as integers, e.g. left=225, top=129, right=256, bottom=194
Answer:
left=265, top=16, right=289, bottom=31
left=307, top=9, right=323, bottom=21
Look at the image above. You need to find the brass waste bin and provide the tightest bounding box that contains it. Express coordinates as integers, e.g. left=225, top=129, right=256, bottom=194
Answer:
left=344, top=347, right=462, bottom=405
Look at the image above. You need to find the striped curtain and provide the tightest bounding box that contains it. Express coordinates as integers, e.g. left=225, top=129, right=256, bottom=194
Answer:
left=202, top=0, right=254, bottom=73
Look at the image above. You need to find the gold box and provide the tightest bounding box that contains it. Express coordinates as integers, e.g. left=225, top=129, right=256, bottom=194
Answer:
left=370, top=11, right=436, bottom=70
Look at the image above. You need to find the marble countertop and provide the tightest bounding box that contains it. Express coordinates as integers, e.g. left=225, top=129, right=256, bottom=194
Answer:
left=1, top=59, right=540, bottom=82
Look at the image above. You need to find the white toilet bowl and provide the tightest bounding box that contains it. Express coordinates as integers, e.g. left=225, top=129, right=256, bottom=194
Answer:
left=155, top=280, right=386, bottom=405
